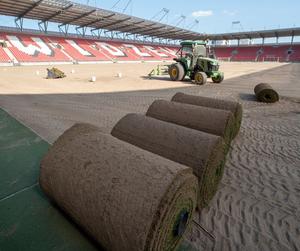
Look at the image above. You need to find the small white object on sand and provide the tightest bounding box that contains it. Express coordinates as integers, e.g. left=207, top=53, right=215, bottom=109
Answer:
left=117, top=72, right=122, bottom=78
left=90, top=76, right=96, bottom=82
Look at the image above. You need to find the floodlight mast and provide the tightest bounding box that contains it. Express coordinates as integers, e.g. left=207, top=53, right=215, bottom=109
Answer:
left=151, top=8, right=170, bottom=23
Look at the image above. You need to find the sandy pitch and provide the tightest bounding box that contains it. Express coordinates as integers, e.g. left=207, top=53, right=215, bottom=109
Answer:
left=0, top=61, right=299, bottom=250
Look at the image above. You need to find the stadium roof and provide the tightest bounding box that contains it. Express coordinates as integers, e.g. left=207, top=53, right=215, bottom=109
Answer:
left=202, top=27, right=300, bottom=41
left=0, top=0, right=299, bottom=42
left=0, top=0, right=205, bottom=40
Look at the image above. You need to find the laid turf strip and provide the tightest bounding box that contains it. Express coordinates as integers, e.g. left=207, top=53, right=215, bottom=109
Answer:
left=172, top=92, right=243, bottom=138
left=0, top=108, right=99, bottom=251
left=111, top=114, right=227, bottom=209
left=0, top=108, right=49, bottom=199
left=40, top=123, right=198, bottom=251
left=254, top=83, right=279, bottom=103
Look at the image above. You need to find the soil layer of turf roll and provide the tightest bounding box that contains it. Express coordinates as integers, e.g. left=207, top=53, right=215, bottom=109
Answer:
left=111, top=114, right=227, bottom=208
left=171, top=92, right=243, bottom=138
left=254, top=83, right=279, bottom=103
left=40, top=123, right=198, bottom=251
left=146, top=99, right=235, bottom=146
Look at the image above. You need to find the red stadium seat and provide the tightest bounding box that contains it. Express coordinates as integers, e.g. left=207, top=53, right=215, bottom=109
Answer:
left=289, top=45, right=300, bottom=61
left=0, top=47, right=10, bottom=62
left=258, top=45, right=290, bottom=62
left=213, top=44, right=300, bottom=62
left=213, top=47, right=234, bottom=60
left=4, top=33, right=70, bottom=62
left=49, top=37, right=109, bottom=61
left=231, top=46, right=260, bottom=61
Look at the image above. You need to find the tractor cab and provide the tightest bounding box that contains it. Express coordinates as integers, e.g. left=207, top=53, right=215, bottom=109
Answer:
left=169, top=40, right=224, bottom=85
left=176, top=40, right=207, bottom=57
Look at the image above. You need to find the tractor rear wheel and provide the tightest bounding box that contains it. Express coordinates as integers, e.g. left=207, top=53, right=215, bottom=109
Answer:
left=212, top=74, right=224, bottom=83
left=194, top=71, right=207, bottom=85
left=168, top=63, right=185, bottom=81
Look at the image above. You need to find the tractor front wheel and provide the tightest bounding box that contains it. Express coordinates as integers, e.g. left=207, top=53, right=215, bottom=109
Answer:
left=168, top=63, right=185, bottom=81
left=212, top=74, right=224, bottom=83
left=194, top=71, right=207, bottom=85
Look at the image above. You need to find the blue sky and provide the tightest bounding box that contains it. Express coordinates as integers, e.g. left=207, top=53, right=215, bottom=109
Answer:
left=0, top=0, right=299, bottom=35
left=92, top=0, right=300, bottom=33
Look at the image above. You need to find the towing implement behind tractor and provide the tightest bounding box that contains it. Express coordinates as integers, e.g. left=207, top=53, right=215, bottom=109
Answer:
left=169, top=40, right=224, bottom=85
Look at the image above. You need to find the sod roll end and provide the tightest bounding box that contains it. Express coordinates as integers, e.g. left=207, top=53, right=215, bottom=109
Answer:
left=111, top=114, right=227, bottom=209
left=40, top=123, right=198, bottom=251
left=254, top=83, right=279, bottom=103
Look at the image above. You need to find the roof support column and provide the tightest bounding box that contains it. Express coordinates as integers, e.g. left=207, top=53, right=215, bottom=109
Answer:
left=76, top=26, right=87, bottom=37
left=38, top=21, right=48, bottom=33
left=115, top=32, right=122, bottom=39
left=103, top=30, right=112, bottom=38
left=291, top=31, right=294, bottom=45
left=15, top=18, right=24, bottom=31
left=14, top=0, right=43, bottom=32
left=91, top=29, right=103, bottom=39
left=58, top=24, right=69, bottom=36
left=276, top=36, right=279, bottom=44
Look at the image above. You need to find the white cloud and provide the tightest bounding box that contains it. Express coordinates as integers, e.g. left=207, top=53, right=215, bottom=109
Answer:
left=223, top=10, right=237, bottom=16
left=191, top=10, right=213, bottom=17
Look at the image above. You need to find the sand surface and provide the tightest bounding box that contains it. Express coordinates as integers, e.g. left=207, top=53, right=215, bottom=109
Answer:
left=0, top=61, right=300, bottom=250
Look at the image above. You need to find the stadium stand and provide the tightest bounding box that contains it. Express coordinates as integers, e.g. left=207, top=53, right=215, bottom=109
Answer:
left=214, top=44, right=300, bottom=62
left=289, top=46, right=300, bottom=61
left=50, top=37, right=105, bottom=62
left=1, top=30, right=300, bottom=65
left=213, top=47, right=234, bottom=61
left=258, top=45, right=287, bottom=62
left=0, top=31, right=178, bottom=64
left=4, top=33, right=70, bottom=62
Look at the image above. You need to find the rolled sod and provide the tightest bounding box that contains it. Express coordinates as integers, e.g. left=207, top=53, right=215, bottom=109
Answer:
left=254, top=83, right=279, bottom=103
left=40, top=123, right=198, bottom=251
left=111, top=114, right=227, bottom=208
left=146, top=99, right=235, bottom=145
left=171, top=92, right=243, bottom=138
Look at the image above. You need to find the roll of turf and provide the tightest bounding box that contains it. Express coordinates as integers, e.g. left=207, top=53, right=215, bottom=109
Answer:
left=40, top=123, right=198, bottom=251
left=146, top=99, right=235, bottom=145
left=111, top=114, right=226, bottom=208
left=254, top=83, right=279, bottom=103
left=171, top=92, right=243, bottom=138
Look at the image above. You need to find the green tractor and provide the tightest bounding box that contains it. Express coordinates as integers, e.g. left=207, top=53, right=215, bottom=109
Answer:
left=168, top=40, right=224, bottom=85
